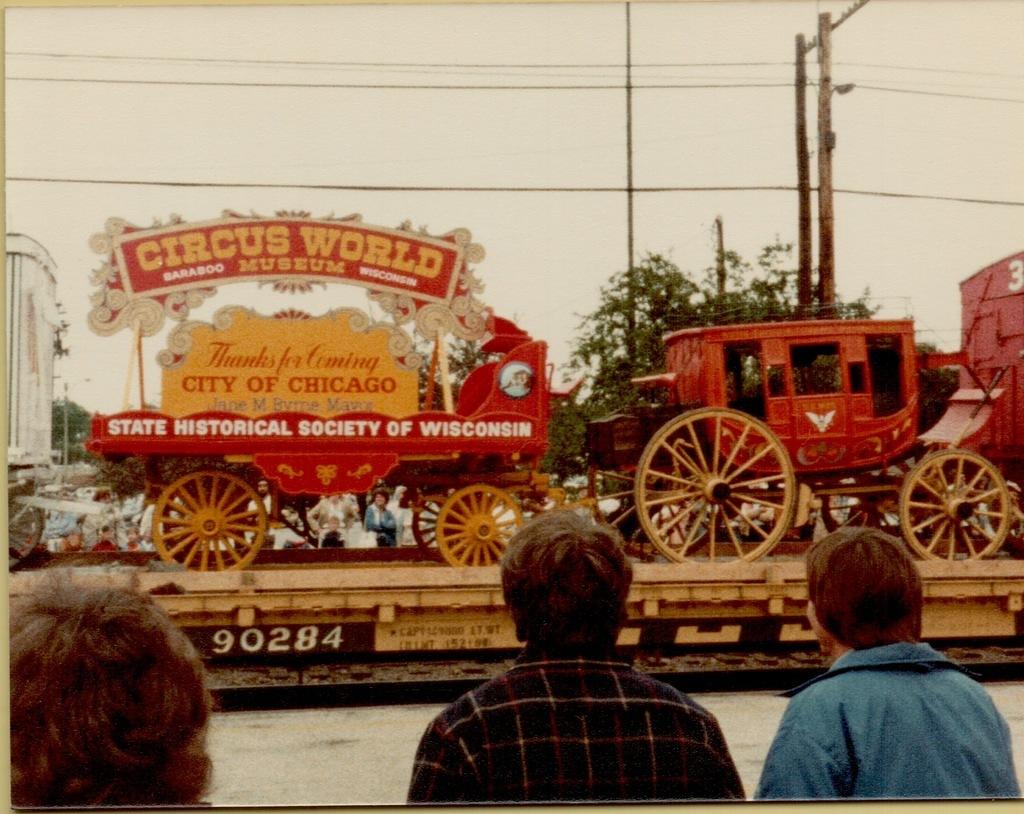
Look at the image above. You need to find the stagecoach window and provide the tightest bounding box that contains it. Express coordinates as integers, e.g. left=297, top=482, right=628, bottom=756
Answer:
left=767, top=365, right=786, bottom=397
left=791, top=343, right=841, bottom=395
left=868, top=336, right=903, bottom=416
left=724, top=343, right=765, bottom=417
left=849, top=362, right=866, bottom=394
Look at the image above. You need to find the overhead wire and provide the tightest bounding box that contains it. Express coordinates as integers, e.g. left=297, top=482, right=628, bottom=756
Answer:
left=6, top=176, right=1024, bottom=207
left=6, top=76, right=794, bottom=91
left=4, top=50, right=792, bottom=69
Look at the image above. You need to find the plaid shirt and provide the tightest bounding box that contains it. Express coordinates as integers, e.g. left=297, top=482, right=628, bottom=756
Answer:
left=407, top=648, right=744, bottom=803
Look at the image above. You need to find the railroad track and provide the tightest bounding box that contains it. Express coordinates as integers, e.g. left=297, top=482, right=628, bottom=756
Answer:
left=209, top=644, right=1024, bottom=711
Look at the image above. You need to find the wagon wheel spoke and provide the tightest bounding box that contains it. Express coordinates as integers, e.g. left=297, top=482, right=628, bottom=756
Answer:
left=643, top=466, right=703, bottom=490
left=220, top=492, right=252, bottom=517
left=641, top=487, right=704, bottom=509
left=720, top=423, right=752, bottom=474
left=730, top=472, right=787, bottom=490
left=956, top=524, right=979, bottom=559
left=165, top=534, right=199, bottom=558
left=921, top=517, right=950, bottom=555
left=659, top=439, right=705, bottom=478
left=964, top=465, right=988, bottom=492
left=685, top=422, right=711, bottom=473
left=911, top=511, right=947, bottom=535
left=721, top=442, right=777, bottom=483
left=731, top=493, right=787, bottom=513
left=719, top=501, right=748, bottom=557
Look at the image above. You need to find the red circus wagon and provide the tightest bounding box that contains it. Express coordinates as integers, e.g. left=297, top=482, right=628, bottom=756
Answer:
left=85, top=213, right=571, bottom=570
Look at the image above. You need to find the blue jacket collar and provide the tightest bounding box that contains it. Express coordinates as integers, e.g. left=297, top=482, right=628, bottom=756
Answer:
left=783, top=642, right=973, bottom=697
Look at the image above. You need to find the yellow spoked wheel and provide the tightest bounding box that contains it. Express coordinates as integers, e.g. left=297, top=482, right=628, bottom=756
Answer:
left=435, top=485, right=523, bottom=566
left=411, top=493, right=445, bottom=550
left=899, top=449, right=1011, bottom=560
left=635, top=407, right=796, bottom=562
left=154, top=472, right=267, bottom=571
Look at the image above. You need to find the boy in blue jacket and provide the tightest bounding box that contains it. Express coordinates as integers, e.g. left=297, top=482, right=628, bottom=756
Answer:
left=756, top=527, right=1019, bottom=799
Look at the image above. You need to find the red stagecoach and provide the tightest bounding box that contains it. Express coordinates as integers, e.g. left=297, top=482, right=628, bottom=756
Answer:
left=587, top=308, right=1022, bottom=563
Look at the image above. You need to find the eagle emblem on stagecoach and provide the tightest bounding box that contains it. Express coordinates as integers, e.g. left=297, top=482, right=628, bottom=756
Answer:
left=805, top=410, right=836, bottom=433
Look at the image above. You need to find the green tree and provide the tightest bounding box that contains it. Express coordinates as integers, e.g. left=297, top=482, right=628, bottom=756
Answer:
left=51, top=398, right=93, bottom=463
left=417, top=336, right=496, bottom=409
left=569, top=254, right=702, bottom=417
left=915, top=343, right=960, bottom=433
left=546, top=245, right=878, bottom=482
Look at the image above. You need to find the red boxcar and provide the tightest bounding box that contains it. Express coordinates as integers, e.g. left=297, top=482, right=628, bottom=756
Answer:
left=958, top=250, right=1024, bottom=484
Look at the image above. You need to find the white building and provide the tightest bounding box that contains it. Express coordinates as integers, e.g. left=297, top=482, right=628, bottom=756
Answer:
left=6, top=233, right=60, bottom=467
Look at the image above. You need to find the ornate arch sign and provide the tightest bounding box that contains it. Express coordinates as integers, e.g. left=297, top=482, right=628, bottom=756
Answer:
left=87, top=211, right=492, bottom=343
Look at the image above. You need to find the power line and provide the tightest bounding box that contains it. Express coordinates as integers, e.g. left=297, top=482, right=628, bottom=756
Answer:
left=13, top=75, right=1019, bottom=103
left=853, top=84, right=1024, bottom=104
left=5, top=50, right=791, bottom=69
left=838, top=61, right=1024, bottom=80
left=8, top=175, right=1024, bottom=206
left=13, top=50, right=1018, bottom=84
left=7, top=75, right=793, bottom=91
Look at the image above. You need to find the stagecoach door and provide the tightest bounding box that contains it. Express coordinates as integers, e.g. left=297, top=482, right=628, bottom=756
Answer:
left=764, top=341, right=850, bottom=466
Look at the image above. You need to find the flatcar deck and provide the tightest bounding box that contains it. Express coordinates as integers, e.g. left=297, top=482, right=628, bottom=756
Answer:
left=10, top=558, right=1023, bottom=660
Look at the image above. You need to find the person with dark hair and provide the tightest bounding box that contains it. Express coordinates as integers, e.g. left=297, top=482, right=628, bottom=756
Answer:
left=364, top=487, right=398, bottom=547
left=10, top=576, right=213, bottom=807
left=407, top=510, right=743, bottom=803
left=756, top=527, right=1019, bottom=799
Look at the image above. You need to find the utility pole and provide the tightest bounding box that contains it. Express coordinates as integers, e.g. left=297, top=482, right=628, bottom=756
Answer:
left=816, top=12, right=836, bottom=316
left=624, top=2, right=636, bottom=357
left=801, top=0, right=870, bottom=317
left=794, top=33, right=813, bottom=317
left=62, top=380, right=69, bottom=467
left=714, top=215, right=726, bottom=296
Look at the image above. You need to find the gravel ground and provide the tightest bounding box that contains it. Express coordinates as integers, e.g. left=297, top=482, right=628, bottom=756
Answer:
left=205, top=682, right=1024, bottom=805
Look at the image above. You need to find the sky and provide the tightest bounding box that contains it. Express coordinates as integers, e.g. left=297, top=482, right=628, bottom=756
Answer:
left=6, top=0, right=1023, bottom=415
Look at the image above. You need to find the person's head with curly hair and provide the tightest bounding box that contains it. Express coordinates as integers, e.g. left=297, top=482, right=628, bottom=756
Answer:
left=10, top=574, right=213, bottom=807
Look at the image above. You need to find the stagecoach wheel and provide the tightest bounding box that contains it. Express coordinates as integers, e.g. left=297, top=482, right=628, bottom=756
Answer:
left=411, top=493, right=445, bottom=550
left=820, top=491, right=900, bottom=533
left=899, top=449, right=1011, bottom=560
left=434, top=484, right=523, bottom=567
left=634, top=407, right=796, bottom=562
left=9, top=502, right=46, bottom=559
left=153, top=472, right=267, bottom=571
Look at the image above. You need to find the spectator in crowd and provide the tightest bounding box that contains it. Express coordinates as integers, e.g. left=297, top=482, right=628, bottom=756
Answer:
left=364, top=488, right=398, bottom=548
left=91, top=525, right=119, bottom=552
left=320, top=515, right=345, bottom=548
left=388, top=486, right=415, bottom=546
left=137, top=482, right=162, bottom=546
left=407, top=510, right=743, bottom=803
left=10, top=577, right=212, bottom=807
left=80, top=488, right=121, bottom=549
left=60, top=529, right=84, bottom=553
left=43, top=509, right=79, bottom=548
left=309, top=492, right=359, bottom=544
left=124, top=525, right=143, bottom=552
left=756, top=527, right=1020, bottom=799
left=251, top=478, right=273, bottom=516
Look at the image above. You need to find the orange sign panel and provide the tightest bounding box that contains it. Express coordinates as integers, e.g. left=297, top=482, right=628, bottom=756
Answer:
left=161, top=310, right=419, bottom=417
